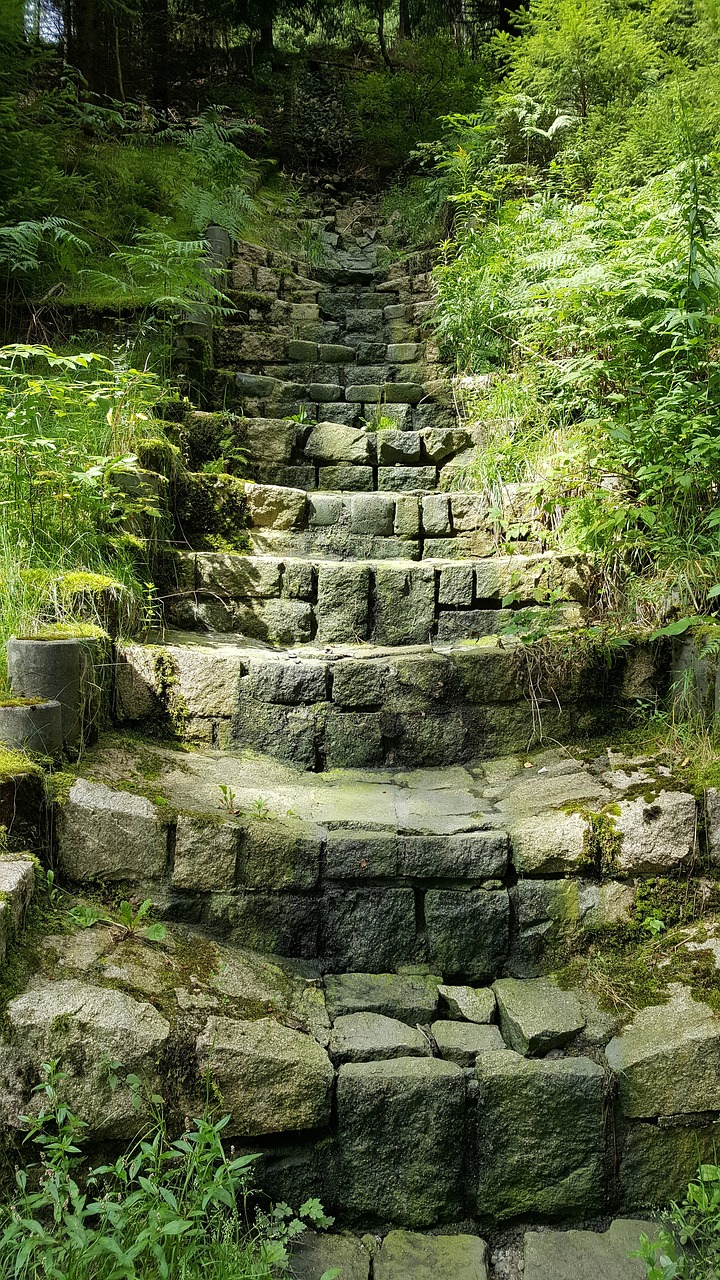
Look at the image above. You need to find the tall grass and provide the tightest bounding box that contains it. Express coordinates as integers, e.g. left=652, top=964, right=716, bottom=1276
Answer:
left=0, top=344, right=170, bottom=667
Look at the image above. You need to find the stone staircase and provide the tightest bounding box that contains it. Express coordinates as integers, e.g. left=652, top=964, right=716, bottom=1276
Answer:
left=1, top=195, right=713, bottom=1277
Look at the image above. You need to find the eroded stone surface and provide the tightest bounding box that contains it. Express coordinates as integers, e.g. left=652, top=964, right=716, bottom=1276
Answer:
left=605, top=985, right=720, bottom=1117
left=432, top=1020, right=505, bottom=1065
left=493, top=978, right=585, bottom=1056
left=375, top=1230, right=488, bottom=1279
left=523, top=1219, right=654, bottom=1280
left=0, top=978, right=170, bottom=1138
left=59, top=779, right=167, bottom=883
left=475, top=1051, right=605, bottom=1219
left=291, top=1232, right=371, bottom=1280
left=438, top=984, right=496, bottom=1023
left=336, top=1057, right=465, bottom=1226
left=329, top=1012, right=429, bottom=1062
left=325, top=972, right=440, bottom=1024
left=196, top=1015, right=333, bottom=1135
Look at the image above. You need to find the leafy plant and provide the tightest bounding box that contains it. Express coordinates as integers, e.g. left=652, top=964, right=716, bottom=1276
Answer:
left=639, top=1160, right=720, bottom=1278
left=218, top=783, right=242, bottom=816
left=0, top=1060, right=334, bottom=1280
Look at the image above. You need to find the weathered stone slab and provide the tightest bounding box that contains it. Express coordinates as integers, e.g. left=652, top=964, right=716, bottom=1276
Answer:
left=245, top=657, right=328, bottom=705
left=349, top=493, right=395, bottom=535
left=432, top=1020, right=505, bottom=1065
left=439, top=984, right=496, bottom=1023
left=613, top=790, right=697, bottom=874
left=376, top=430, right=422, bottom=464
left=425, top=889, right=509, bottom=982
left=173, top=814, right=239, bottom=891
left=398, top=831, right=509, bottom=881
left=237, top=817, right=321, bottom=890
left=330, top=1012, right=429, bottom=1063
left=375, top=1230, right=488, bottom=1279
left=306, top=422, right=369, bottom=464
left=523, top=1219, right=653, bottom=1280
left=509, top=811, right=589, bottom=875
left=322, top=888, right=417, bottom=971
left=605, top=985, right=720, bottom=1117
left=325, top=831, right=398, bottom=879
left=2, top=978, right=170, bottom=1138
left=336, top=1058, right=465, bottom=1226
left=493, top=978, right=585, bottom=1056
left=194, top=553, right=282, bottom=598
left=324, top=972, right=440, bottom=1024
left=475, top=1051, right=605, bottom=1218
left=196, top=1016, right=333, bottom=1134
left=316, top=564, right=370, bottom=643
left=374, top=565, right=435, bottom=645
left=618, top=1117, right=720, bottom=1208
left=58, top=779, right=167, bottom=883
left=246, top=484, right=306, bottom=529
left=291, top=1232, right=371, bottom=1280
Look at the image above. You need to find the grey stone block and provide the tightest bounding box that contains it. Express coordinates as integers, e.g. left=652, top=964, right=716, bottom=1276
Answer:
left=324, top=972, right=441, bottom=1024
left=282, top=561, right=315, bottom=600
left=237, top=818, right=321, bottom=890
left=376, top=430, right=421, bottom=464
left=173, top=815, right=239, bottom=891
left=196, top=1016, right=333, bottom=1135
left=325, top=831, right=398, bottom=880
left=383, top=382, right=424, bottom=404
left=398, top=831, right=509, bottom=880
left=345, top=384, right=382, bottom=402
left=324, top=712, right=385, bottom=769
left=58, top=780, right=167, bottom=883
left=337, top=1058, right=466, bottom=1226
left=307, top=383, right=343, bottom=402
left=305, top=422, right=369, bottom=463
left=387, top=342, right=421, bottom=363
left=378, top=466, right=436, bottom=491
left=307, top=493, right=343, bottom=527
left=439, top=984, right=496, bottom=1024
left=211, top=889, right=320, bottom=957
left=195, top=553, right=282, bottom=598
left=291, top=1233, right=370, bottom=1280
left=350, top=493, right=394, bottom=535
left=432, top=1020, right=506, bottom=1066
left=422, top=493, right=451, bottom=535
left=493, top=978, right=586, bottom=1056
left=438, top=564, right=474, bottom=606
left=247, top=484, right=306, bottom=530
left=375, top=1231, right=488, bottom=1280
left=523, top=1219, right=652, bottom=1280
left=425, top=888, right=509, bottom=982
left=322, top=888, right=417, bottom=971
left=394, top=495, right=421, bottom=538
left=475, top=1051, right=605, bottom=1219
left=331, top=659, right=388, bottom=708
left=374, top=565, right=436, bottom=645
left=316, top=564, right=370, bottom=643
left=319, top=466, right=374, bottom=490
left=245, top=658, right=328, bottom=705
left=318, top=343, right=354, bottom=363
left=288, top=340, right=318, bottom=361
left=330, top=1013, right=429, bottom=1063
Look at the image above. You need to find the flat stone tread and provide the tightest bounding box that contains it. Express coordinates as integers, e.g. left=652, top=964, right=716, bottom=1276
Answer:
left=69, top=736, right=503, bottom=837
left=523, top=1219, right=655, bottom=1280
left=136, top=627, right=518, bottom=659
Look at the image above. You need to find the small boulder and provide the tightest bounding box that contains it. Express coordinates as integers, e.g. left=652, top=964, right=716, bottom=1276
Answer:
left=605, top=985, right=720, bottom=1118
left=291, top=1232, right=371, bottom=1280
left=523, top=1218, right=654, bottom=1280
left=58, top=779, right=167, bottom=884
left=329, top=1012, right=429, bottom=1063
left=245, top=483, right=306, bottom=530
left=196, top=1015, right=333, bottom=1135
left=432, top=1021, right=505, bottom=1066
left=439, top=984, right=496, bottom=1023
left=493, top=978, right=585, bottom=1056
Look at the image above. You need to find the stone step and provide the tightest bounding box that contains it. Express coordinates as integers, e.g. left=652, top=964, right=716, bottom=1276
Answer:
left=237, top=483, right=565, bottom=557
left=56, top=735, right=700, bottom=967
left=2, top=901, right=702, bottom=1233
left=523, top=1219, right=654, bottom=1280
left=159, top=549, right=587, bottom=644
left=0, top=854, right=36, bottom=964
left=115, top=626, right=635, bottom=770
left=216, top=370, right=453, bottom=420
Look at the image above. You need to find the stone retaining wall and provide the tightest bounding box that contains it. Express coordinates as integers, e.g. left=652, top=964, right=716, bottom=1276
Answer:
left=159, top=549, right=589, bottom=643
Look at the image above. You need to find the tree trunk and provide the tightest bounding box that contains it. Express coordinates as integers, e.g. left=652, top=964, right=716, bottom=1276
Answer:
left=258, top=7, right=273, bottom=57
left=143, top=0, right=170, bottom=108
left=399, top=0, right=412, bottom=40
left=376, top=2, right=393, bottom=68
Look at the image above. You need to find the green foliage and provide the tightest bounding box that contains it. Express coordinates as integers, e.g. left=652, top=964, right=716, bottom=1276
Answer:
left=639, top=1161, right=720, bottom=1278
left=0, top=344, right=171, bottom=657
left=0, top=1060, right=332, bottom=1280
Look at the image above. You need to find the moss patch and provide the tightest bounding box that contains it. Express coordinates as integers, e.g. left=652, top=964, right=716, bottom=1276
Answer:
left=0, top=749, right=43, bottom=781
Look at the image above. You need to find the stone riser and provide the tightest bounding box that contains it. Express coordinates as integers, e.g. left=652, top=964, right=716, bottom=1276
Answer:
left=159, top=550, right=583, bottom=645
left=115, top=634, right=620, bottom=770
